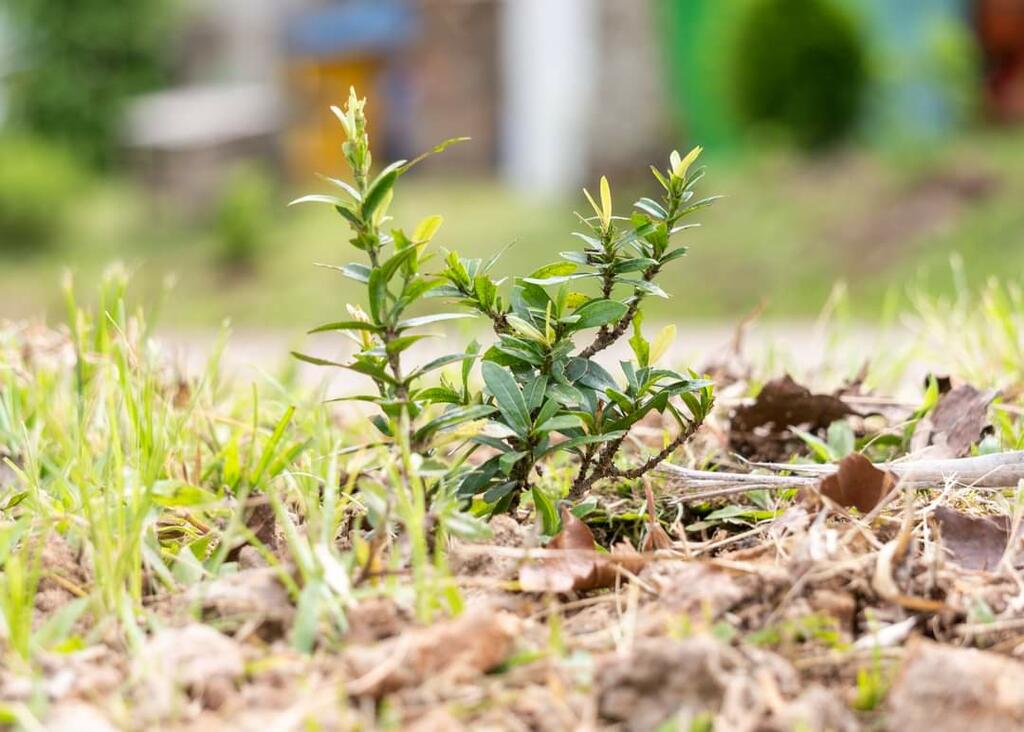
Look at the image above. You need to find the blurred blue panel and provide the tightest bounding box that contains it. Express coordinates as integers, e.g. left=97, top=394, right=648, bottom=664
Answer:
left=287, top=1, right=415, bottom=58
left=854, top=0, right=976, bottom=140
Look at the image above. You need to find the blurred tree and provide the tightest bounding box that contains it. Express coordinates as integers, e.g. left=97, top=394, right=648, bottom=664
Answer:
left=5, top=0, right=171, bottom=167
left=732, top=0, right=868, bottom=150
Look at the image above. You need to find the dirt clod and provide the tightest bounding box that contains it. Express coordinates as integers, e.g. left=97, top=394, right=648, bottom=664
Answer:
left=343, top=607, right=520, bottom=698
left=597, top=636, right=801, bottom=731
left=136, top=624, right=244, bottom=716
left=888, top=640, right=1024, bottom=731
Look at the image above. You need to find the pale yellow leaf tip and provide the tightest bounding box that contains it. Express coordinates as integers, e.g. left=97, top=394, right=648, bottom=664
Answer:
left=672, top=145, right=703, bottom=179
left=599, top=176, right=612, bottom=230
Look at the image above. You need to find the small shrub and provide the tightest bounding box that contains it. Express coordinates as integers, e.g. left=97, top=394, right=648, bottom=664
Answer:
left=0, top=136, right=84, bottom=253
left=293, top=89, right=715, bottom=524
left=732, top=0, right=868, bottom=150
left=214, top=163, right=275, bottom=271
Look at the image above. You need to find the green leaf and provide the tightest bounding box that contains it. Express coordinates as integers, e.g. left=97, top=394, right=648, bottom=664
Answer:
left=535, top=414, right=583, bottom=433
left=565, top=357, right=619, bottom=392
left=362, top=163, right=403, bottom=218
left=532, top=486, right=559, bottom=535
left=385, top=334, right=431, bottom=355
left=320, top=175, right=362, bottom=201
left=314, top=262, right=372, bottom=283
left=401, top=136, right=471, bottom=173
left=367, top=268, right=386, bottom=322
left=634, top=197, right=668, bottom=219
left=523, top=261, right=581, bottom=285
left=413, top=214, right=444, bottom=242
left=505, top=315, right=545, bottom=343
left=380, top=246, right=417, bottom=282
left=481, top=361, right=531, bottom=437
left=538, top=431, right=625, bottom=458
left=307, top=320, right=381, bottom=334
left=499, top=450, right=526, bottom=475
left=571, top=299, right=628, bottom=329
left=827, top=419, right=855, bottom=459
left=414, top=404, right=497, bottom=441
left=521, top=375, right=548, bottom=413
left=408, top=352, right=477, bottom=381
left=396, top=312, right=476, bottom=330
left=483, top=481, right=517, bottom=503
left=291, top=351, right=345, bottom=368
left=292, top=581, right=321, bottom=653
left=288, top=193, right=347, bottom=208
left=528, top=262, right=577, bottom=280
left=474, top=275, right=497, bottom=309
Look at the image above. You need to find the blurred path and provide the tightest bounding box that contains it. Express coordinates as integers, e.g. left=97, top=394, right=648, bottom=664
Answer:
left=159, top=320, right=917, bottom=395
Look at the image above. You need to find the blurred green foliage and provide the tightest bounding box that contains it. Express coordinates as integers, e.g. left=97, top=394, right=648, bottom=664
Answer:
left=215, top=164, right=276, bottom=272
left=5, top=0, right=170, bottom=167
left=732, top=0, right=868, bottom=149
left=0, top=135, right=85, bottom=252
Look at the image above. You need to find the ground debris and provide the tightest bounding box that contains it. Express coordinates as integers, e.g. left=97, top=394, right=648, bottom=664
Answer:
left=730, top=374, right=856, bottom=461
left=449, top=513, right=526, bottom=582
left=640, top=561, right=747, bottom=617
left=911, top=384, right=996, bottom=458
left=46, top=702, right=119, bottom=732
left=932, top=505, right=1014, bottom=571
left=518, top=507, right=643, bottom=593
left=888, top=640, right=1024, bottom=731
left=596, top=635, right=854, bottom=731
left=814, top=452, right=896, bottom=513
left=345, top=595, right=410, bottom=644
left=135, top=624, right=245, bottom=717
left=342, top=606, right=519, bottom=698
left=189, top=566, right=294, bottom=639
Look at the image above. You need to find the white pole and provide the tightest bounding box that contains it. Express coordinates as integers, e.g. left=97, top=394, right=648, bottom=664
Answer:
left=500, top=0, right=598, bottom=195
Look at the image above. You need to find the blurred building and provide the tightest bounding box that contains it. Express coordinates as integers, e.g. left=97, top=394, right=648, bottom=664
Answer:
left=120, top=0, right=679, bottom=209
left=114, top=0, right=1024, bottom=212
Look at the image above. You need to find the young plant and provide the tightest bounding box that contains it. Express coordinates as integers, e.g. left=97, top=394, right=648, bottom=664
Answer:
left=439, top=151, right=716, bottom=509
left=293, top=89, right=715, bottom=524
left=291, top=89, right=483, bottom=617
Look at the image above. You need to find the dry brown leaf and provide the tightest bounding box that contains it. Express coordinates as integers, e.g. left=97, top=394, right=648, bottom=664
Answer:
left=933, top=506, right=1011, bottom=571
left=518, top=508, right=643, bottom=593
left=815, top=453, right=896, bottom=513
left=730, top=374, right=856, bottom=460
left=911, top=384, right=996, bottom=458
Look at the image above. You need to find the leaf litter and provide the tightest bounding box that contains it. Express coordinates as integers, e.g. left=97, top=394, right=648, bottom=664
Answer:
left=9, top=321, right=1024, bottom=731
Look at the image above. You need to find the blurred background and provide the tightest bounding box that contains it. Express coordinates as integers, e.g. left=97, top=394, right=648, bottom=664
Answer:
left=1, top=0, right=1023, bottom=329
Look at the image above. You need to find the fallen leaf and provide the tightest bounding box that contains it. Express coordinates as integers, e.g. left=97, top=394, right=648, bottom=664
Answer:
left=343, top=607, right=519, bottom=698
left=730, top=375, right=856, bottom=460
left=518, top=508, right=643, bottom=593
left=815, top=453, right=897, bottom=513
left=911, top=384, right=996, bottom=458
left=932, top=506, right=1011, bottom=571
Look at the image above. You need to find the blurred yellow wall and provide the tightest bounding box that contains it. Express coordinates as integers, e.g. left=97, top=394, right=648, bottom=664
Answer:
left=284, top=56, right=385, bottom=182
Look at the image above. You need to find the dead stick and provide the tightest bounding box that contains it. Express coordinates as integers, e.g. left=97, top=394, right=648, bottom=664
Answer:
left=657, top=450, right=1024, bottom=491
